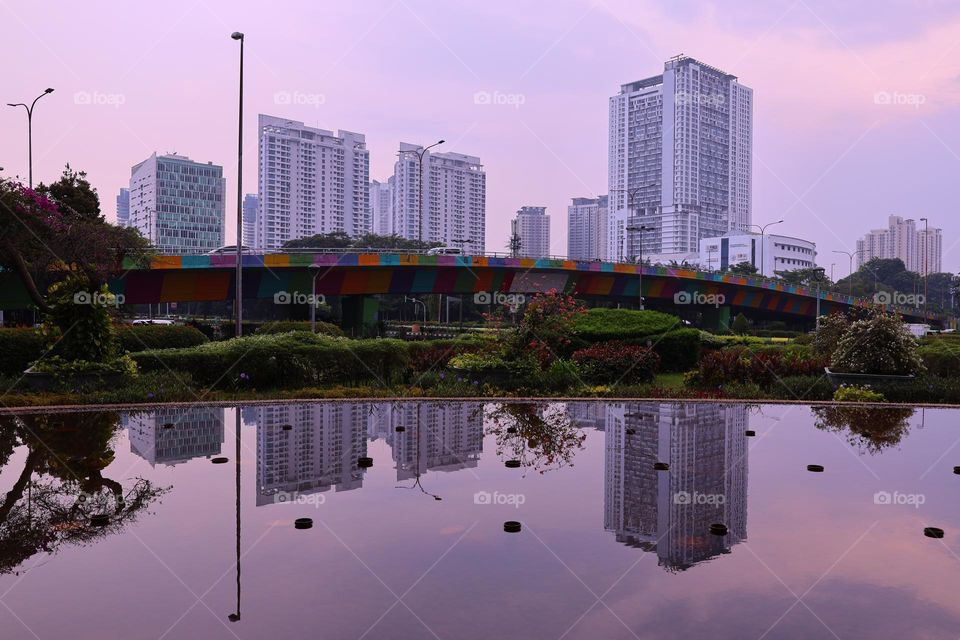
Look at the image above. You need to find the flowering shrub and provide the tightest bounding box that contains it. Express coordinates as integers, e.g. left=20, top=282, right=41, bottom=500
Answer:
left=508, top=290, right=586, bottom=367
left=830, top=309, right=924, bottom=375
left=812, top=313, right=850, bottom=358
left=833, top=385, right=885, bottom=403
left=693, top=346, right=826, bottom=388
left=571, top=341, right=660, bottom=384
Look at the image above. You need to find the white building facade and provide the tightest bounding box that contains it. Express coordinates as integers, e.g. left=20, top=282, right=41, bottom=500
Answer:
left=241, top=194, right=258, bottom=248
left=608, top=56, right=753, bottom=262
left=393, top=143, right=485, bottom=253
left=699, top=232, right=816, bottom=276
left=369, top=178, right=394, bottom=236
left=116, top=187, right=129, bottom=227
left=128, top=153, right=225, bottom=255
left=512, top=206, right=550, bottom=258
left=256, top=115, right=370, bottom=250
left=856, top=215, right=942, bottom=275
left=568, top=196, right=608, bottom=261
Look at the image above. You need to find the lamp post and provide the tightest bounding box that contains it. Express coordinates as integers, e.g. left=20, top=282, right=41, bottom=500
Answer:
left=920, top=217, right=929, bottom=317
left=832, top=249, right=864, bottom=297
left=308, top=264, right=322, bottom=333
left=231, top=32, right=245, bottom=336
left=610, top=183, right=657, bottom=264
left=626, top=222, right=651, bottom=310
left=749, top=219, right=783, bottom=278
left=399, top=141, right=444, bottom=245
left=7, top=88, right=54, bottom=189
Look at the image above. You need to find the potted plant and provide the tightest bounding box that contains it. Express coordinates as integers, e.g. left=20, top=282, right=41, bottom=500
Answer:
left=823, top=309, right=924, bottom=387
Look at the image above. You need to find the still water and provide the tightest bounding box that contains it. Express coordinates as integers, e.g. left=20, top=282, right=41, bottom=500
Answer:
left=0, top=401, right=957, bottom=639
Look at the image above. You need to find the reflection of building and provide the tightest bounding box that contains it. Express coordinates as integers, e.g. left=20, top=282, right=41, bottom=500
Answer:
left=254, top=404, right=368, bottom=505
left=390, top=404, right=483, bottom=480
left=604, top=403, right=748, bottom=570
left=567, top=402, right=607, bottom=431
left=124, top=408, right=225, bottom=466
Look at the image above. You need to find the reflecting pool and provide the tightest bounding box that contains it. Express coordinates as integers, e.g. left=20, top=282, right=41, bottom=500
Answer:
left=0, top=401, right=958, bottom=639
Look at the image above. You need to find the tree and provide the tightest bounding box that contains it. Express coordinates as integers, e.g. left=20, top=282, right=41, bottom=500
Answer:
left=731, top=312, right=750, bottom=335
left=728, top=261, right=758, bottom=276
left=282, top=232, right=440, bottom=251
left=508, top=231, right=522, bottom=258
left=0, top=169, right=151, bottom=313
left=776, top=267, right=830, bottom=287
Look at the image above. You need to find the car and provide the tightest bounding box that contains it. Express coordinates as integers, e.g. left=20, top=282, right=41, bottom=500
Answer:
left=207, top=245, right=253, bottom=255
left=426, top=246, right=463, bottom=256
left=131, top=318, right=175, bottom=325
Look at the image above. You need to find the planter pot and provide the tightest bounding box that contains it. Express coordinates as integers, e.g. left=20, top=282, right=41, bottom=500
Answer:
left=22, top=368, right=124, bottom=392
left=823, top=367, right=916, bottom=389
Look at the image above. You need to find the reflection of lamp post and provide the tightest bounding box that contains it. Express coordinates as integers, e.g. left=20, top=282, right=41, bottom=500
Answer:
left=231, top=31, right=245, bottom=336
left=228, top=409, right=241, bottom=622
left=750, top=220, right=783, bottom=277
left=7, top=88, right=54, bottom=189
left=308, top=264, right=322, bottom=333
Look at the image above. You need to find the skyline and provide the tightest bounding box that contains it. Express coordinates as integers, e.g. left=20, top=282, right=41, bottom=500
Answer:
left=5, top=1, right=960, bottom=274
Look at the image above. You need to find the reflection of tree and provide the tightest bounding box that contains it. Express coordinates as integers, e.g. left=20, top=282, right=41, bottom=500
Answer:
left=485, top=403, right=586, bottom=474
left=813, top=405, right=915, bottom=454
left=0, top=412, right=167, bottom=575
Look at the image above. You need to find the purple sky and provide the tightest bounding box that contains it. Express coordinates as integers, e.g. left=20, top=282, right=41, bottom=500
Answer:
left=4, top=0, right=960, bottom=274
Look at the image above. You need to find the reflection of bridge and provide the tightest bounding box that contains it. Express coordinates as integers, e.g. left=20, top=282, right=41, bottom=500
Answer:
left=2, top=252, right=946, bottom=326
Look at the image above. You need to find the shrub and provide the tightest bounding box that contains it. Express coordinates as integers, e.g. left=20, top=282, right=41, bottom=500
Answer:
left=641, top=328, right=701, bottom=372
left=118, top=324, right=209, bottom=352
left=572, top=341, right=660, bottom=385
left=534, top=359, right=583, bottom=392
left=508, top=290, right=586, bottom=365
left=833, top=385, right=885, bottom=403
left=0, top=328, right=45, bottom=375
left=731, top=313, right=749, bottom=335
left=918, top=341, right=960, bottom=378
left=693, top=346, right=826, bottom=388
left=830, top=310, right=924, bottom=375
left=256, top=320, right=344, bottom=337
left=573, top=308, right=681, bottom=342
left=768, top=375, right=834, bottom=401
left=812, top=313, right=849, bottom=358
left=41, top=276, right=118, bottom=362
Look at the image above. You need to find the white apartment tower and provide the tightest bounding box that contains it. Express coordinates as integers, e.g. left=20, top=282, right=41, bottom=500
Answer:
left=512, top=206, right=550, bottom=258
left=608, top=56, right=753, bottom=262
left=856, top=215, right=942, bottom=275
left=393, top=143, right=485, bottom=253
left=242, top=194, right=258, bottom=248
left=116, top=187, right=130, bottom=227
left=568, top=196, right=608, bottom=261
left=128, top=153, right=225, bottom=255
left=918, top=227, right=943, bottom=275
left=369, top=178, right=394, bottom=236
left=256, top=115, right=370, bottom=250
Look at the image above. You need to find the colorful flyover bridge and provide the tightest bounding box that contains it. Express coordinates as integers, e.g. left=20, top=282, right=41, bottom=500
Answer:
left=0, top=252, right=950, bottom=328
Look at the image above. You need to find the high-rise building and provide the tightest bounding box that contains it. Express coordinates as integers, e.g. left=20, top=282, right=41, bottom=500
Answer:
left=608, top=56, right=753, bottom=262
left=389, top=403, right=482, bottom=481
left=393, top=143, right=485, bottom=253
left=567, top=196, right=608, bottom=261
left=369, top=178, right=394, bottom=236
left=128, top=153, right=225, bottom=254
left=856, top=215, right=941, bottom=274
left=918, top=226, right=943, bottom=276
left=604, top=402, right=748, bottom=571
left=242, top=194, right=258, bottom=249
left=511, top=206, right=550, bottom=258
left=116, top=187, right=130, bottom=227
left=256, top=115, right=370, bottom=250
left=123, top=407, right=225, bottom=466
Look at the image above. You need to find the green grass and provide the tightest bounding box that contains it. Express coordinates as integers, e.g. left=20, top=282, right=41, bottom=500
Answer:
left=654, top=372, right=686, bottom=389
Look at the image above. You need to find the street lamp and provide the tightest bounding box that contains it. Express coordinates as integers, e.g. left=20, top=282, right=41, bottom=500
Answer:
left=626, top=222, right=652, bottom=310
left=920, top=217, right=929, bottom=317
left=308, top=264, right=322, bottom=333
left=832, top=249, right=864, bottom=296
left=611, top=183, right=657, bottom=264
left=749, top=219, right=783, bottom=278
left=398, top=141, right=444, bottom=245
left=7, top=88, right=54, bottom=188
left=231, top=31, right=245, bottom=336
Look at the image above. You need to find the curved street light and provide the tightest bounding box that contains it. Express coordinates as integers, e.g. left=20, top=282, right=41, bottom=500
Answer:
left=398, top=140, right=444, bottom=244
left=749, top=219, right=783, bottom=277
left=230, top=32, right=245, bottom=336
left=7, top=88, right=55, bottom=188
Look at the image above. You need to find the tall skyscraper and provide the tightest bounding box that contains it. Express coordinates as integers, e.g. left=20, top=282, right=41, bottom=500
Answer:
left=567, top=196, right=608, bottom=260
left=242, top=193, right=258, bottom=249
left=116, top=187, right=129, bottom=227
left=856, top=215, right=941, bottom=274
left=128, top=153, right=225, bottom=254
left=369, top=178, right=394, bottom=236
left=608, top=56, right=753, bottom=262
left=256, top=115, right=370, bottom=250
left=511, top=206, right=550, bottom=258
left=393, top=143, right=485, bottom=252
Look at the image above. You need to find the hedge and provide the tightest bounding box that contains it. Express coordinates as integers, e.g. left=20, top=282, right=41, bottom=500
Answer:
left=118, top=324, right=209, bottom=352
left=255, top=320, right=344, bottom=337
left=573, top=308, right=682, bottom=342
left=619, top=328, right=701, bottom=372
left=0, top=329, right=45, bottom=375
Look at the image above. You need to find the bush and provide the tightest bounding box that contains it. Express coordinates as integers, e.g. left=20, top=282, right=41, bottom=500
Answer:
left=918, top=341, right=960, bottom=378
left=573, top=308, right=681, bottom=342
left=833, top=385, right=885, bottom=403
left=830, top=310, right=924, bottom=375
left=118, top=324, right=209, bottom=352
left=812, top=313, right=849, bottom=358
left=0, top=328, right=45, bottom=375
left=256, top=320, right=344, bottom=337
left=731, top=313, right=749, bottom=335
left=641, top=328, right=701, bottom=372
left=572, top=341, right=660, bottom=385
left=693, top=346, right=826, bottom=388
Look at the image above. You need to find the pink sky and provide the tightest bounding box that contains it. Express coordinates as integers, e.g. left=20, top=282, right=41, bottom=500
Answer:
left=4, top=0, right=960, bottom=273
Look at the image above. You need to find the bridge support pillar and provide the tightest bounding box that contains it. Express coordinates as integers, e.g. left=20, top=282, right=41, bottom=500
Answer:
left=700, top=306, right=732, bottom=333
left=341, top=296, right=380, bottom=337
